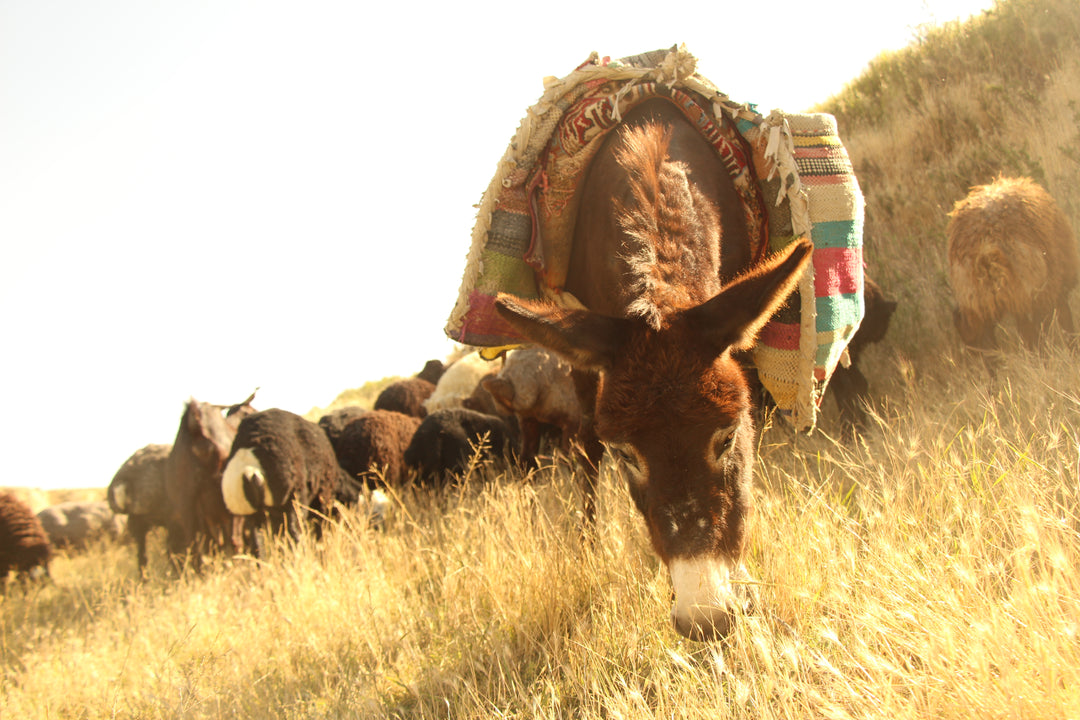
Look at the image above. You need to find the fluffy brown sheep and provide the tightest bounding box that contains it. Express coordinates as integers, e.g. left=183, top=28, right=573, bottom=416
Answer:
left=0, top=487, right=49, bottom=515
left=947, top=176, right=1078, bottom=350
left=108, top=443, right=172, bottom=571
left=328, top=410, right=422, bottom=487
left=0, top=492, right=51, bottom=588
left=374, top=378, right=435, bottom=418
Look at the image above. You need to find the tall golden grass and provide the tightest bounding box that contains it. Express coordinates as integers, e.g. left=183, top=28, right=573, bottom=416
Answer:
left=5, top=0, right=1080, bottom=716
left=4, top=347, right=1078, bottom=718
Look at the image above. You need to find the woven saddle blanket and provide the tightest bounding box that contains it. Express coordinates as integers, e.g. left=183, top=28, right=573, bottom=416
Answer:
left=445, top=46, right=865, bottom=430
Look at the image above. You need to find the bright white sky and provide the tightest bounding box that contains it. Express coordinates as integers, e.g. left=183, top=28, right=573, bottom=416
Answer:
left=2, top=0, right=995, bottom=490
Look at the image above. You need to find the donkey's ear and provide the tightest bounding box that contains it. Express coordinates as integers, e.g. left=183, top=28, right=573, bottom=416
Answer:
left=494, top=294, right=630, bottom=370
left=685, top=238, right=813, bottom=354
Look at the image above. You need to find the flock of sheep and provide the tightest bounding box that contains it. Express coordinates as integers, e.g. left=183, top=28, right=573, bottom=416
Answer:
left=1, top=175, right=1076, bottom=590
left=0, top=346, right=583, bottom=585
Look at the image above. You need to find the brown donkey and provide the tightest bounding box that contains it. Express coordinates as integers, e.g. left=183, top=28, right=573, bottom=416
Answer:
left=496, top=99, right=811, bottom=641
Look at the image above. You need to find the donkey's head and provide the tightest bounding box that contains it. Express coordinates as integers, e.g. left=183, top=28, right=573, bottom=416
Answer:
left=496, top=239, right=811, bottom=640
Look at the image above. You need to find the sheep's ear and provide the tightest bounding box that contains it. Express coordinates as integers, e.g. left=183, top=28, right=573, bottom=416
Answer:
left=494, top=294, right=631, bottom=370
left=482, top=376, right=515, bottom=411
left=684, top=238, right=813, bottom=354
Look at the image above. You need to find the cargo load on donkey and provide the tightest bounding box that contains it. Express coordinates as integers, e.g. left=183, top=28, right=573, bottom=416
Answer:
left=446, top=45, right=865, bottom=431
left=445, top=46, right=864, bottom=640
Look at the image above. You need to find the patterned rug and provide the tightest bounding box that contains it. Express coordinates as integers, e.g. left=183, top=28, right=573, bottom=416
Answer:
left=445, top=46, right=864, bottom=430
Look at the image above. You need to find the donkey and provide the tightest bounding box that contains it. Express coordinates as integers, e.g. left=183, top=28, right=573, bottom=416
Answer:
left=496, top=98, right=811, bottom=641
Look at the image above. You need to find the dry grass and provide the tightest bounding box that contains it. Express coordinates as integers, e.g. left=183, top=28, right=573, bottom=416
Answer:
left=3, top=344, right=1080, bottom=718
left=5, top=1, right=1080, bottom=716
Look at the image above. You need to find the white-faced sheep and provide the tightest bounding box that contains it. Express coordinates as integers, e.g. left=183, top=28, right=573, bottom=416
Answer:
left=222, top=408, right=352, bottom=554
left=374, top=378, right=436, bottom=418
left=108, top=443, right=171, bottom=571
left=422, top=351, right=501, bottom=414
left=327, top=410, right=422, bottom=487
left=482, top=347, right=581, bottom=464
left=0, top=492, right=52, bottom=589
left=37, top=501, right=125, bottom=551
left=947, top=176, right=1078, bottom=350
left=403, top=408, right=519, bottom=486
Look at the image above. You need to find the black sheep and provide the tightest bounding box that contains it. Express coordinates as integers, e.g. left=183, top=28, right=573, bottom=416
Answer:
left=222, top=408, right=352, bottom=552
left=317, top=406, right=368, bottom=449
left=0, top=492, right=52, bottom=588
left=829, top=275, right=897, bottom=435
left=403, top=408, right=519, bottom=485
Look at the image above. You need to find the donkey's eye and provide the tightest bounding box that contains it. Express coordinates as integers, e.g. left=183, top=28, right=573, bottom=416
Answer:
left=710, top=424, right=738, bottom=464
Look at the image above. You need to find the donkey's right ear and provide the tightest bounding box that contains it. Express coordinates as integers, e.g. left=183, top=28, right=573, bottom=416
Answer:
left=684, top=238, right=813, bottom=354
left=494, top=294, right=631, bottom=370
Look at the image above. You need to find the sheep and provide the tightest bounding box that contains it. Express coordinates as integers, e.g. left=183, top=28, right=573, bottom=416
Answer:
left=37, top=501, right=125, bottom=550
left=0, top=487, right=49, bottom=515
left=403, top=408, right=519, bottom=486
left=828, top=275, right=898, bottom=436
left=108, top=443, right=172, bottom=571
left=0, top=492, right=51, bottom=588
left=317, top=406, right=368, bottom=448
left=222, top=408, right=351, bottom=553
left=165, top=394, right=257, bottom=571
left=422, top=351, right=500, bottom=413
left=328, top=410, right=422, bottom=487
left=374, top=378, right=436, bottom=418
left=416, top=359, right=447, bottom=385
left=482, top=347, right=581, bottom=464
left=947, top=176, right=1079, bottom=351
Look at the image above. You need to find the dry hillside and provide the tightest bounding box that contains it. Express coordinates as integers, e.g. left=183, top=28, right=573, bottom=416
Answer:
left=815, top=0, right=1080, bottom=378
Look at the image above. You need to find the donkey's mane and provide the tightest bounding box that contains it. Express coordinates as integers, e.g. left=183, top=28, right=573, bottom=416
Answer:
left=614, top=122, right=723, bottom=330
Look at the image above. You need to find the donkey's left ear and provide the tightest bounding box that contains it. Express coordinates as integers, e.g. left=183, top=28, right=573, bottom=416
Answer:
left=494, top=293, right=632, bottom=370
left=685, top=238, right=813, bottom=354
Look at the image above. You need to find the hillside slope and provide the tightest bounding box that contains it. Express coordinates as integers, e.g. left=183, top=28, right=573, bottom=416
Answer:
left=816, top=0, right=1080, bottom=375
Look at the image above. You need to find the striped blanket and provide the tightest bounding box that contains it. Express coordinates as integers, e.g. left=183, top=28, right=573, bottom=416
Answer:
left=445, top=46, right=864, bottom=430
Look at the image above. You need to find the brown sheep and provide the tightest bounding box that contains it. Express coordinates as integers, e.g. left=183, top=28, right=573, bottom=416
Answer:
left=374, top=377, right=435, bottom=418
left=947, top=176, right=1078, bottom=350
left=328, top=410, right=422, bottom=487
left=0, top=492, right=52, bottom=588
